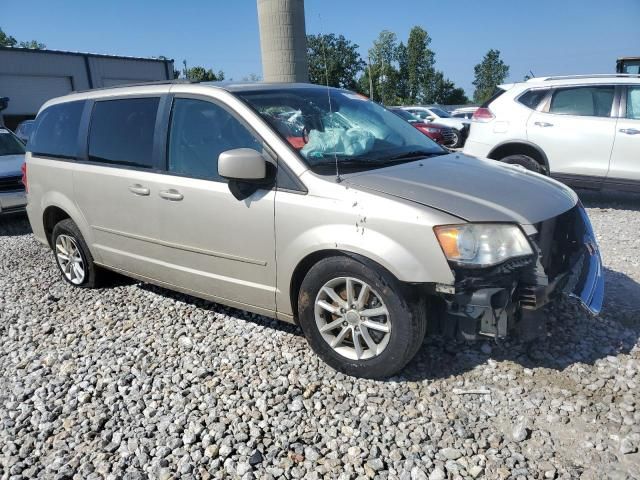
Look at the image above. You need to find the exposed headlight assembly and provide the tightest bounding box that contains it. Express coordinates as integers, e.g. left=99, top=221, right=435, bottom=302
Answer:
left=434, top=224, right=533, bottom=267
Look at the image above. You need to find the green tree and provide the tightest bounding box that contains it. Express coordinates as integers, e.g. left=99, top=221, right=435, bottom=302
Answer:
left=183, top=63, right=224, bottom=82
left=367, top=30, right=401, bottom=105
left=0, top=27, right=17, bottom=47
left=18, top=40, right=46, bottom=49
left=426, top=71, right=469, bottom=104
left=405, top=26, right=435, bottom=104
left=307, top=33, right=365, bottom=89
left=473, top=49, right=509, bottom=104
left=1, top=27, right=45, bottom=49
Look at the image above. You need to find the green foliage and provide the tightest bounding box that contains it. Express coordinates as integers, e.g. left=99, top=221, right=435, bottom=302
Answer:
left=307, top=33, right=365, bottom=89
left=18, top=40, right=46, bottom=49
left=425, top=71, right=469, bottom=105
left=406, top=26, right=435, bottom=104
left=0, top=28, right=17, bottom=47
left=365, top=30, right=402, bottom=105
left=0, top=27, right=45, bottom=49
left=183, top=64, right=225, bottom=82
left=473, top=49, right=509, bottom=104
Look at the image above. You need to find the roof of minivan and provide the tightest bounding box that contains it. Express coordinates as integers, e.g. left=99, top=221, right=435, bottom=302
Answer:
left=37, top=81, right=347, bottom=111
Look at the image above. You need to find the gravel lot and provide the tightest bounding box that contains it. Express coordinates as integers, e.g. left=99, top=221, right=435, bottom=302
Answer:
left=1, top=191, right=639, bottom=480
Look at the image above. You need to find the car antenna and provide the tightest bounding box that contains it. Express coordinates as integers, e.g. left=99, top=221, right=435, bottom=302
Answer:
left=318, top=13, right=341, bottom=183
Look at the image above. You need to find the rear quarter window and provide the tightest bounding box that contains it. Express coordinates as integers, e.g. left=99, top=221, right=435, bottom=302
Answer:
left=517, top=89, right=550, bottom=109
left=29, top=101, right=85, bottom=159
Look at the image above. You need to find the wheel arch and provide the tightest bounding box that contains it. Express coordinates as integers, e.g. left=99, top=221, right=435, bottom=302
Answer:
left=487, top=140, right=549, bottom=173
left=288, top=249, right=422, bottom=324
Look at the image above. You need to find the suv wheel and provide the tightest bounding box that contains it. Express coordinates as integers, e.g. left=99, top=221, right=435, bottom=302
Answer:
left=52, top=219, right=101, bottom=288
left=297, top=256, right=426, bottom=379
left=501, top=154, right=544, bottom=174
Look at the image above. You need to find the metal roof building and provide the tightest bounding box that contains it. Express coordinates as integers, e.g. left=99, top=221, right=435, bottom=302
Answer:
left=0, top=47, right=174, bottom=130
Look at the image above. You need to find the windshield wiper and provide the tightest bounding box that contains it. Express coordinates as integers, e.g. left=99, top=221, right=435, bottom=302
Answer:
left=385, top=150, right=447, bottom=161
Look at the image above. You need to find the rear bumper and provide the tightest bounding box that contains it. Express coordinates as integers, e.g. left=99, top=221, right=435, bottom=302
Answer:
left=0, top=189, right=27, bottom=214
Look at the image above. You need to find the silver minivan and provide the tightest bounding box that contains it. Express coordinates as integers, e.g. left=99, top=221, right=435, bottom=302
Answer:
left=25, top=81, right=604, bottom=378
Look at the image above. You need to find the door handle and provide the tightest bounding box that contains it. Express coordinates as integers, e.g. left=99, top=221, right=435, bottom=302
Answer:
left=159, top=189, right=184, bottom=201
left=619, top=128, right=640, bottom=135
left=128, top=184, right=150, bottom=196
left=534, top=121, right=554, bottom=127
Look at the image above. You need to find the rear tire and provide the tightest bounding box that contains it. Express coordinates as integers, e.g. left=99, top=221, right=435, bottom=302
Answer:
left=297, top=255, right=426, bottom=379
left=52, top=219, right=101, bottom=288
left=501, top=154, right=544, bottom=174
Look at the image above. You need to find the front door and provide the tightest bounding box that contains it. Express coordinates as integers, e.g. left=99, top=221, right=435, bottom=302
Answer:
left=152, top=95, right=277, bottom=312
left=527, top=85, right=616, bottom=179
left=608, top=85, right=640, bottom=185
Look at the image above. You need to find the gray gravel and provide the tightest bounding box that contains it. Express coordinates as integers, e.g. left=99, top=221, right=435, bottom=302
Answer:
left=1, top=191, right=639, bottom=480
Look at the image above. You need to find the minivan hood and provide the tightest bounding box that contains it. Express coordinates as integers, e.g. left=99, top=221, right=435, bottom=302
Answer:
left=0, top=154, right=25, bottom=177
left=344, top=154, right=577, bottom=224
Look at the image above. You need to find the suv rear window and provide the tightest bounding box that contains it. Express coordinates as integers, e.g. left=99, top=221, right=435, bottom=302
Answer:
left=481, top=88, right=505, bottom=108
left=517, top=89, right=549, bottom=109
left=29, top=101, right=84, bottom=159
left=88, top=97, right=159, bottom=168
left=549, top=86, right=614, bottom=117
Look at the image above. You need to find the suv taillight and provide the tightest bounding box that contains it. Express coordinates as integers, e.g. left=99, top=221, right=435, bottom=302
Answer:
left=21, top=162, right=28, bottom=193
left=472, top=107, right=495, bottom=122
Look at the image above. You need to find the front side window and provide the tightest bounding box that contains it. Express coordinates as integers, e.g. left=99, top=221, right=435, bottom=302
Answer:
left=88, top=97, right=159, bottom=168
left=29, top=101, right=84, bottom=159
left=0, top=129, right=26, bottom=156
left=626, top=86, right=640, bottom=120
left=167, top=98, right=262, bottom=180
left=549, top=86, right=614, bottom=117
left=238, top=88, right=445, bottom=174
left=429, top=107, right=450, bottom=118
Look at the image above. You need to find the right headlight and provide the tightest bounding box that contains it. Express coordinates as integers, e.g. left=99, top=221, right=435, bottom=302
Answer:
left=434, top=223, right=533, bottom=267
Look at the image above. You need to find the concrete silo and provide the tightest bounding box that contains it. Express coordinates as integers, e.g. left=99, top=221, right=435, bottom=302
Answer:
left=257, top=0, right=309, bottom=83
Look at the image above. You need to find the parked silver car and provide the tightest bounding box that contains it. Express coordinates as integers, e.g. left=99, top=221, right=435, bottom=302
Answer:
left=0, top=127, right=27, bottom=214
left=25, top=82, right=604, bottom=378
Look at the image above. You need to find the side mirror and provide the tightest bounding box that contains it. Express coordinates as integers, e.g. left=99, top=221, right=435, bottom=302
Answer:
left=218, top=148, right=267, bottom=181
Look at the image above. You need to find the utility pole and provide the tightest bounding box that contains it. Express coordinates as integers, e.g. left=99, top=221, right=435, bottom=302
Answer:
left=257, top=0, right=309, bottom=83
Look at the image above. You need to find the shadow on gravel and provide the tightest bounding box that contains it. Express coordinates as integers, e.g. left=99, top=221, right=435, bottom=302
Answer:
left=0, top=213, right=31, bottom=236
left=577, top=189, right=640, bottom=212
left=137, top=283, right=303, bottom=337
left=399, top=267, right=640, bottom=382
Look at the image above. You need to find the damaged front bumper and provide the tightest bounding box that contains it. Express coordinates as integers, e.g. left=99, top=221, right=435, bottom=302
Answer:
left=439, top=204, right=604, bottom=340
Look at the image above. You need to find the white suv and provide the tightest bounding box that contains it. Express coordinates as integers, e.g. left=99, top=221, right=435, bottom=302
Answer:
left=464, top=75, right=640, bottom=192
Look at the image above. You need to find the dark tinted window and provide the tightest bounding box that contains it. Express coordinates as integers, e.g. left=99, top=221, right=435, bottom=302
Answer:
left=549, top=86, right=614, bottom=117
left=29, top=101, right=84, bottom=159
left=89, top=97, right=159, bottom=168
left=167, top=98, right=262, bottom=181
left=517, top=89, right=549, bottom=109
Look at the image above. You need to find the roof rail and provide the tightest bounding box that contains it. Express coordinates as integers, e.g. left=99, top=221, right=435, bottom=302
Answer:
left=527, top=74, right=640, bottom=82
left=75, top=78, right=197, bottom=94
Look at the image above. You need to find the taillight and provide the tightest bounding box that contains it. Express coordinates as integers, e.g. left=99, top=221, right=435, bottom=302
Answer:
left=21, top=162, right=28, bottom=193
left=472, top=107, right=495, bottom=122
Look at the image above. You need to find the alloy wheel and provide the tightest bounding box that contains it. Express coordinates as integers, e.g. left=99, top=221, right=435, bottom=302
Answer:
left=55, top=234, right=85, bottom=285
left=314, top=277, right=391, bottom=360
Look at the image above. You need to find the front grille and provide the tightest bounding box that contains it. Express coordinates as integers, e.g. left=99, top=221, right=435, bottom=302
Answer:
left=533, top=205, right=588, bottom=280
left=0, top=175, right=24, bottom=192
left=440, top=127, right=455, bottom=144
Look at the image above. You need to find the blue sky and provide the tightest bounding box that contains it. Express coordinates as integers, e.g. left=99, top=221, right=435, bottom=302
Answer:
left=4, top=0, right=640, bottom=95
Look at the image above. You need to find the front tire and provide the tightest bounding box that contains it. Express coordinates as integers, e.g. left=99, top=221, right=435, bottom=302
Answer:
left=297, top=256, right=426, bottom=379
left=449, top=129, right=462, bottom=148
left=52, top=219, right=101, bottom=288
